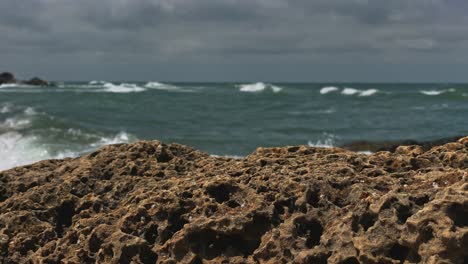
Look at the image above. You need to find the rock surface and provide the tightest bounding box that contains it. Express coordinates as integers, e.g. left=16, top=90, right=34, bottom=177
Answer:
left=0, top=72, right=49, bottom=86
left=341, top=136, right=465, bottom=153
left=23, top=77, right=49, bottom=86
left=0, top=72, right=16, bottom=84
left=0, top=138, right=467, bottom=263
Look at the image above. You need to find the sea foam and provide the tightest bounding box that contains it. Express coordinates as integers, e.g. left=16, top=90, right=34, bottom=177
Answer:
left=359, top=89, right=378, bottom=97
left=420, top=88, right=455, bottom=96
left=144, top=82, right=188, bottom=92
left=102, top=83, right=146, bottom=93
left=320, top=86, right=339, bottom=94
left=239, top=82, right=283, bottom=93
left=341, top=88, right=360, bottom=95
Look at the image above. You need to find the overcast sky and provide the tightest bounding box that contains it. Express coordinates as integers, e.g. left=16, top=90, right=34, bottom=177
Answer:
left=1, top=0, right=468, bottom=82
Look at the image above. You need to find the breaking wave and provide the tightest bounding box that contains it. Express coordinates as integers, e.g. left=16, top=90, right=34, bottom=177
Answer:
left=320, top=86, right=339, bottom=94
left=320, top=86, right=379, bottom=97
left=420, top=88, right=456, bottom=96
left=144, top=82, right=191, bottom=92
left=307, top=133, right=337, bottom=148
left=102, top=83, right=146, bottom=93
left=0, top=104, right=136, bottom=171
left=238, top=82, right=283, bottom=93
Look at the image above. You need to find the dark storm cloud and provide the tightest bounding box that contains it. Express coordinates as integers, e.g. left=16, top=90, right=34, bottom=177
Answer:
left=1, top=0, right=468, bottom=81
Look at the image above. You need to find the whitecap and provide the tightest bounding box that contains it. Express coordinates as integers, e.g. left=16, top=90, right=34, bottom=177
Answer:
left=24, top=107, right=37, bottom=115
left=271, top=85, right=283, bottom=93
left=90, top=131, right=133, bottom=147
left=359, top=89, right=378, bottom=97
left=102, top=83, right=146, bottom=93
left=0, top=104, right=12, bottom=114
left=0, top=132, right=51, bottom=171
left=341, top=87, right=360, bottom=95
left=1, top=117, right=31, bottom=129
left=89, top=80, right=107, bottom=85
left=307, top=133, right=337, bottom=148
left=144, top=82, right=189, bottom=92
left=0, top=83, right=20, bottom=89
left=420, top=90, right=443, bottom=96
left=239, top=82, right=284, bottom=93
left=239, top=82, right=267, bottom=92
left=320, top=86, right=339, bottom=94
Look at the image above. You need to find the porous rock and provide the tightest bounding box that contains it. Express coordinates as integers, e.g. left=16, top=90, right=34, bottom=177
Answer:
left=0, top=138, right=467, bottom=263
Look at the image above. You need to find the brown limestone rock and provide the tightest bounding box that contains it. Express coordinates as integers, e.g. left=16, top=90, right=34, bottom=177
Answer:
left=0, top=139, right=467, bottom=263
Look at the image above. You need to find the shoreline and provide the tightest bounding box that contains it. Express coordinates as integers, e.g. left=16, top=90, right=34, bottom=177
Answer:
left=0, top=138, right=467, bottom=263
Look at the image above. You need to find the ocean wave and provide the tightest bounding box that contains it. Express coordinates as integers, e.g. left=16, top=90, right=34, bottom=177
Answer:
left=307, top=133, right=337, bottom=148
left=238, top=82, right=283, bottom=93
left=419, top=88, right=456, bottom=96
left=90, top=131, right=133, bottom=147
left=0, top=132, right=51, bottom=171
left=0, top=117, right=31, bottom=129
left=339, top=87, right=379, bottom=97
left=89, top=80, right=107, bottom=85
left=0, top=130, right=135, bottom=171
left=341, top=87, right=359, bottom=95
left=24, top=107, right=37, bottom=115
left=239, top=82, right=267, bottom=92
left=102, top=83, right=146, bottom=93
left=144, top=82, right=190, bottom=92
left=0, top=104, right=12, bottom=114
left=320, top=86, right=339, bottom=94
left=358, top=89, right=378, bottom=97
left=0, top=83, right=21, bottom=89
left=271, top=85, right=283, bottom=93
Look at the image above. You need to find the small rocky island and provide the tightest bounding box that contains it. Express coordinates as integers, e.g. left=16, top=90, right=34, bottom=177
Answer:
left=0, top=72, right=49, bottom=86
left=0, top=139, right=467, bottom=263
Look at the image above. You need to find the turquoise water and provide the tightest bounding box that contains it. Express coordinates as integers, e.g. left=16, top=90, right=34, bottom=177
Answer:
left=1, top=81, right=467, bottom=170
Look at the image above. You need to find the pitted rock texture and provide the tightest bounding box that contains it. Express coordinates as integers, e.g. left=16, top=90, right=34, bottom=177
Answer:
left=0, top=138, right=467, bottom=263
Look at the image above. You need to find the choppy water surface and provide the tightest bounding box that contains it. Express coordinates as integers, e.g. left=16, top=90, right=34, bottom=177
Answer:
left=1, top=81, right=467, bottom=170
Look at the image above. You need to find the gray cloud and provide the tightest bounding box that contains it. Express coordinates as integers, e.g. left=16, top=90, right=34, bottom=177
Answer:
left=1, top=0, right=468, bottom=81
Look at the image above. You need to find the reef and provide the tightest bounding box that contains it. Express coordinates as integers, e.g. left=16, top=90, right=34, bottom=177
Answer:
left=0, top=138, right=467, bottom=263
left=0, top=72, right=49, bottom=86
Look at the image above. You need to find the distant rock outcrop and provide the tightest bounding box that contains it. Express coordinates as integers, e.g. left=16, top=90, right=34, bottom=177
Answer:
left=0, top=72, right=49, bottom=86
left=0, top=72, right=16, bottom=84
left=23, top=77, right=49, bottom=86
left=0, top=138, right=467, bottom=263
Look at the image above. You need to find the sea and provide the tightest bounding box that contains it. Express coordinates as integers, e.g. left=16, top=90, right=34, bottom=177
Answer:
left=1, top=81, right=467, bottom=171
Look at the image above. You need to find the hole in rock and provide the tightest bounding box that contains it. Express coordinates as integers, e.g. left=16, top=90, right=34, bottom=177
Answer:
left=294, top=218, right=323, bottom=248
left=191, top=256, right=203, bottom=264
left=89, top=233, right=102, bottom=253
left=305, top=188, right=320, bottom=207
left=357, top=213, right=378, bottom=232
left=227, top=200, right=240, bottom=208
left=187, top=214, right=271, bottom=260
left=206, top=183, right=238, bottom=203
left=340, top=257, right=360, bottom=264
left=55, top=201, right=76, bottom=237
left=187, top=230, right=260, bottom=260
left=144, top=224, right=159, bottom=245
left=388, top=243, right=409, bottom=263
left=420, top=226, right=434, bottom=242
left=411, top=195, right=429, bottom=206
left=159, top=212, right=189, bottom=244
left=446, top=203, right=468, bottom=227
left=396, top=204, right=412, bottom=224
left=119, top=244, right=158, bottom=264
left=305, top=253, right=329, bottom=264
